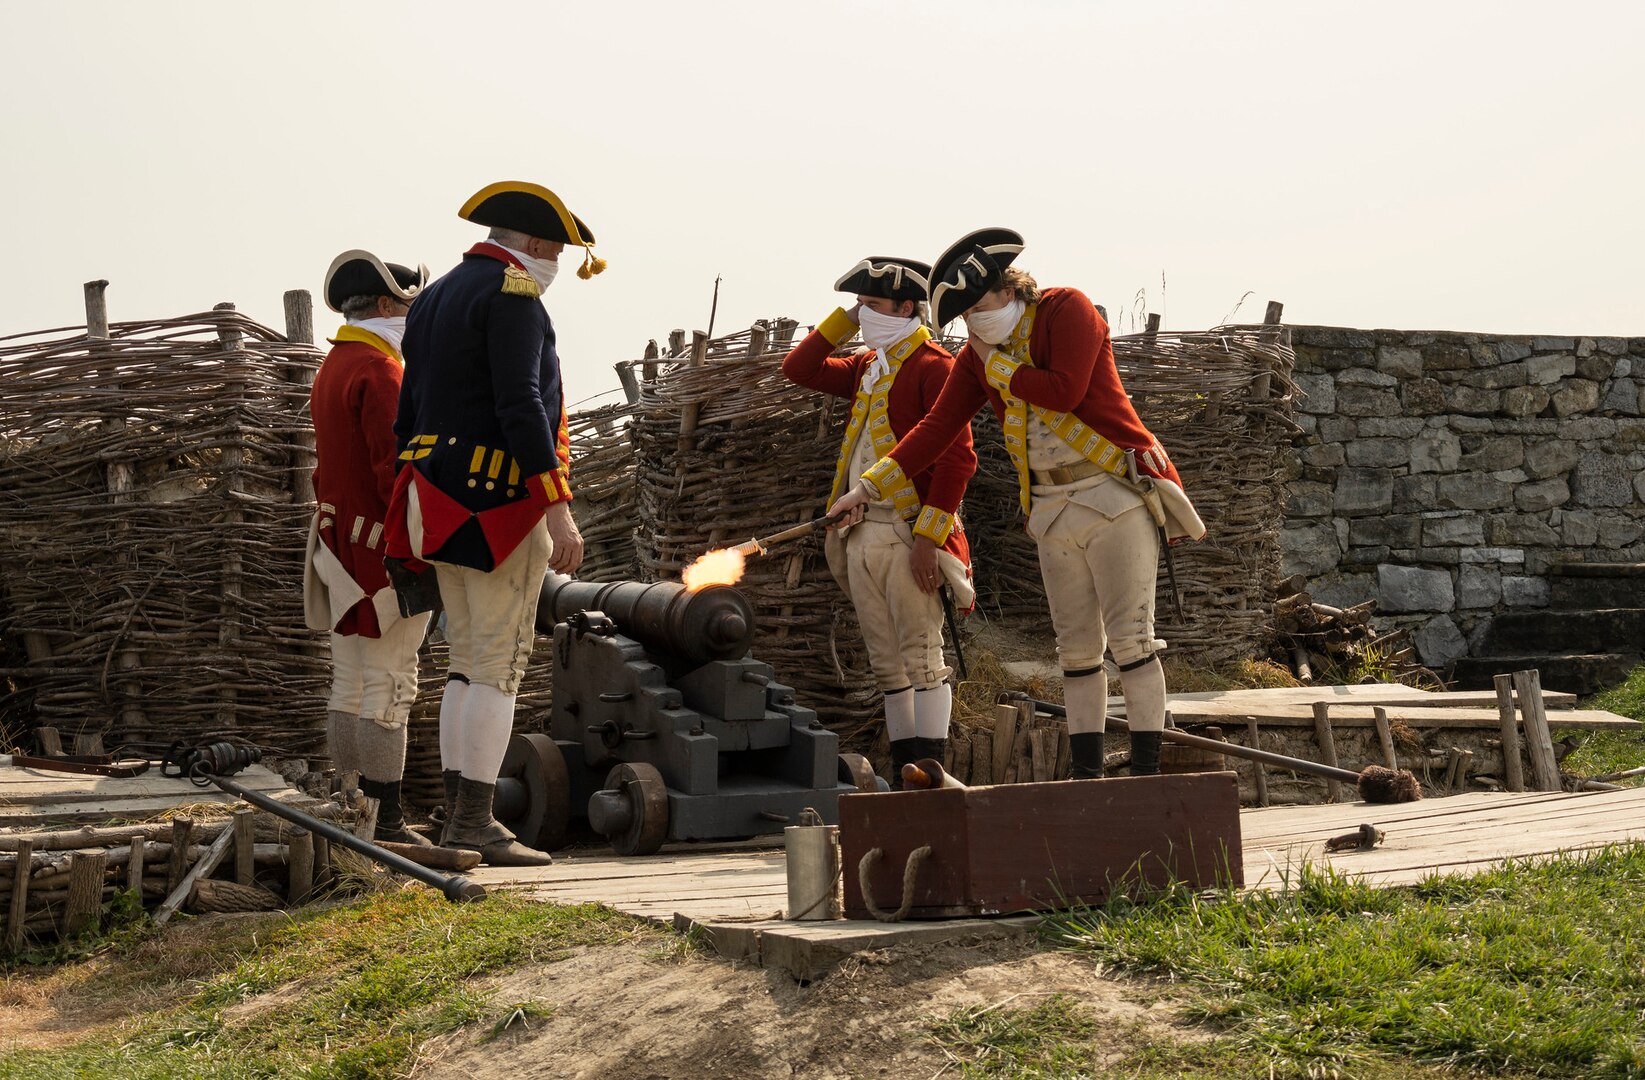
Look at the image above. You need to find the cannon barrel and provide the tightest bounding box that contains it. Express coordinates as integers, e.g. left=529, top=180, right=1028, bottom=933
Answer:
left=537, top=575, right=755, bottom=665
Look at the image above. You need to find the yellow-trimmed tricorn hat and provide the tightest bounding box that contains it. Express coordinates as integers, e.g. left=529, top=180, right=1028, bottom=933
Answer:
left=459, top=180, right=607, bottom=279
left=323, top=249, right=428, bottom=314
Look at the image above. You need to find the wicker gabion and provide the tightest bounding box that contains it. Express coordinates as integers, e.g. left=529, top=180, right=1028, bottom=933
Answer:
left=964, top=325, right=1299, bottom=664
left=0, top=307, right=328, bottom=753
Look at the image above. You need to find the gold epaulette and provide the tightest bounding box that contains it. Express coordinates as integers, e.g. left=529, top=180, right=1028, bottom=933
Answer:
left=501, top=265, right=541, bottom=298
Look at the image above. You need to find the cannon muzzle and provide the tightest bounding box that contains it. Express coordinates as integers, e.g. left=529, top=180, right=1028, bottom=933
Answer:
left=537, top=575, right=755, bottom=665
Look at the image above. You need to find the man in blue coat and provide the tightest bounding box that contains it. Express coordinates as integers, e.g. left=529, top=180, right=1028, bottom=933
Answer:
left=387, top=180, right=605, bottom=865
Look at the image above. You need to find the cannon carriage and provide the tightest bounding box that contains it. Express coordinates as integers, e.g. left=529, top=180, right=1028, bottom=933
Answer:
left=492, top=574, right=881, bottom=856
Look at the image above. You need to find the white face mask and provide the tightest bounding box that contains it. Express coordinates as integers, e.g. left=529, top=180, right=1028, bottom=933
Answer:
left=348, top=314, right=407, bottom=354
left=964, top=297, right=1025, bottom=345
left=516, top=250, right=559, bottom=291
left=857, top=305, right=920, bottom=353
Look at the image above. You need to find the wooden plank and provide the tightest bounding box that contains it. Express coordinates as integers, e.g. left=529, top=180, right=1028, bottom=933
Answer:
left=1372, top=708, right=1399, bottom=770
left=287, top=830, right=314, bottom=905
left=233, top=809, right=256, bottom=886
left=0, top=765, right=290, bottom=796
left=991, top=704, right=1018, bottom=784
left=154, top=826, right=237, bottom=926
left=1152, top=685, right=1578, bottom=709
left=1311, top=703, right=1343, bottom=803
left=1513, top=670, right=1563, bottom=792
left=167, top=819, right=193, bottom=893
left=126, top=836, right=146, bottom=893
left=1152, top=704, right=1632, bottom=729
left=1494, top=674, right=1526, bottom=792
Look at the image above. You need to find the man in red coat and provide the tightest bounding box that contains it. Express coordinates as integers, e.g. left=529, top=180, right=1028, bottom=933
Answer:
left=830, top=230, right=1205, bottom=780
left=304, top=249, right=430, bottom=844
left=783, top=256, right=976, bottom=782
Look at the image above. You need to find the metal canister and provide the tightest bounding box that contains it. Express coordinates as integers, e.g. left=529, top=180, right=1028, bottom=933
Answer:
left=784, top=807, right=841, bottom=920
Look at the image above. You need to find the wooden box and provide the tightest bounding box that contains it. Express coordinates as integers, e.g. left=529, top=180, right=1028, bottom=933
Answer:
left=839, top=772, right=1243, bottom=919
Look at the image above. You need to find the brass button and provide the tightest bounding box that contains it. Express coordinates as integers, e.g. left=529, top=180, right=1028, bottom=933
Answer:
left=467, top=479, right=476, bottom=488
left=485, top=481, right=495, bottom=491
left=447, top=437, right=457, bottom=445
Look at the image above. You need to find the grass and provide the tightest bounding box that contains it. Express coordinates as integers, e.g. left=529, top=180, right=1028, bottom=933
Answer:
left=1041, top=847, right=1645, bottom=1078
left=0, top=890, right=647, bottom=1079
left=1565, top=664, right=1645, bottom=785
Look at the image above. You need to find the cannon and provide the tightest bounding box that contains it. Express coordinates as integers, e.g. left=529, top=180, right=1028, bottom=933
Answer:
left=493, top=574, right=880, bottom=856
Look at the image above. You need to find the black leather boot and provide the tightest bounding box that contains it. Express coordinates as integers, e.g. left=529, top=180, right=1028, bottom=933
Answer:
left=1130, top=731, right=1163, bottom=776
left=889, top=738, right=922, bottom=790
left=439, top=768, right=460, bottom=824
left=1069, top=732, right=1105, bottom=780
left=360, top=778, right=431, bottom=847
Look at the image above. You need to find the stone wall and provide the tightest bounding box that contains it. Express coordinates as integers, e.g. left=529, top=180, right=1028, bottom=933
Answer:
left=1281, top=326, right=1645, bottom=667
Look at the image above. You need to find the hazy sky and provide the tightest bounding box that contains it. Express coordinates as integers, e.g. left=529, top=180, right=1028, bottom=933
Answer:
left=3, top=1, right=1640, bottom=407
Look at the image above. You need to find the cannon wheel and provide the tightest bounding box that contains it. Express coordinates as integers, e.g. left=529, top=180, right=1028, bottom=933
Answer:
left=604, top=762, right=669, bottom=856
left=838, top=753, right=881, bottom=793
left=497, top=733, right=572, bottom=853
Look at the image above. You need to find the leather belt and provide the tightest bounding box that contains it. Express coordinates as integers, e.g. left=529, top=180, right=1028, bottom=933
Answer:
left=1031, top=459, right=1108, bottom=487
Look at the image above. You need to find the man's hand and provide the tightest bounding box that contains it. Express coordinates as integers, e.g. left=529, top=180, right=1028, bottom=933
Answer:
left=826, top=482, right=871, bottom=531
left=545, top=500, right=584, bottom=574
left=910, top=535, right=941, bottom=594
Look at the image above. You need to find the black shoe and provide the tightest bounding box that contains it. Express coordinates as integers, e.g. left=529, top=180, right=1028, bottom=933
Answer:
left=1130, top=731, right=1162, bottom=776
left=1069, top=732, right=1105, bottom=780
left=889, top=738, right=922, bottom=790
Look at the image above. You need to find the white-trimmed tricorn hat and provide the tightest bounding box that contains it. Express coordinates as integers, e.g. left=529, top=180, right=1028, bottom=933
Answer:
left=323, top=250, right=428, bottom=313
left=928, top=228, right=1025, bottom=327
left=833, top=256, right=932, bottom=303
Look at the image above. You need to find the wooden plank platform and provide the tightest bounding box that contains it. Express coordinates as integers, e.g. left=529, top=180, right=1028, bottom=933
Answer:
left=474, top=786, right=1645, bottom=978
left=0, top=763, right=295, bottom=827
left=1159, top=704, right=1634, bottom=729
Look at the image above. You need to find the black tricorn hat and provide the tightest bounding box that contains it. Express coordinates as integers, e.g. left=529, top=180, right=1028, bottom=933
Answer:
left=323, top=250, right=428, bottom=314
left=458, top=180, right=596, bottom=247
left=928, top=228, right=1026, bottom=327
left=833, top=256, right=932, bottom=303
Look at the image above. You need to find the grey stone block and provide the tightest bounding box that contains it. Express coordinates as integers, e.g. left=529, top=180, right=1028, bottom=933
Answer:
left=1316, top=417, right=1357, bottom=443
left=1299, top=442, right=1346, bottom=468
left=1310, top=572, right=1377, bottom=610
left=1447, top=385, right=1502, bottom=416
left=1376, top=346, right=1424, bottom=379
left=1357, top=417, right=1427, bottom=438
left=1459, top=363, right=1528, bottom=390
left=1527, top=353, right=1576, bottom=384
left=1286, top=481, right=1335, bottom=518
left=1459, top=437, right=1524, bottom=473
left=1524, top=440, right=1580, bottom=479
left=1449, top=416, right=1496, bottom=433
left=1498, top=340, right=1534, bottom=362
left=1346, top=439, right=1411, bottom=468
left=1598, top=338, right=1629, bottom=356
left=1437, top=473, right=1514, bottom=510
left=1487, top=515, right=1561, bottom=546
left=1533, top=337, right=1577, bottom=352
left=1460, top=546, right=1525, bottom=564
left=1337, top=385, right=1401, bottom=417
left=1424, top=344, right=1475, bottom=372
left=1414, top=615, right=1469, bottom=666
left=1599, top=518, right=1645, bottom=548
left=1293, top=373, right=1336, bottom=415
left=1281, top=523, right=1343, bottom=578
left=1502, top=385, right=1551, bottom=418
left=1393, top=475, right=1439, bottom=513
left=1338, top=367, right=1400, bottom=387
left=1502, top=576, right=1550, bottom=608
left=1573, top=455, right=1636, bottom=508
left=1401, top=379, right=1448, bottom=414
left=1351, top=514, right=1420, bottom=547
left=1564, top=417, right=1619, bottom=441
left=1552, top=379, right=1602, bottom=418
left=1457, top=564, right=1502, bottom=608
left=1576, top=355, right=1614, bottom=382
left=1577, top=337, right=1597, bottom=358
left=1410, top=433, right=1462, bottom=474
left=1635, top=471, right=1645, bottom=505
left=1378, top=564, right=1456, bottom=613
left=1515, top=477, right=1570, bottom=513
left=1561, top=510, right=1599, bottom=546
left=1422, top=512, right=1484, bottom=546
left=1334, top=469, right=1394, bottom=516
left=1603, top=378, right=1641, bottom=415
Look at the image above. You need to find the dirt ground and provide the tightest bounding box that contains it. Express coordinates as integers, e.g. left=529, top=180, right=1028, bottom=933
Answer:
left=413, top=935, right=1196, bottom=1080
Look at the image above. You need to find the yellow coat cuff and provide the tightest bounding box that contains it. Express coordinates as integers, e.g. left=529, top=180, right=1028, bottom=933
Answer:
left=982, top=349, right=1021, bottom=395
left=912, top=506, right=955, bottom=545
left=535, top=469, right=573, bottom=503
left=818, top=307, right=859, bottom=348
left=860, top=456, right=906, bottom=500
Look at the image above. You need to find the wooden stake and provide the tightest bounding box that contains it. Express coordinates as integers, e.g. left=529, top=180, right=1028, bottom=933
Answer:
left=63, top=850, right=108, bottom=935
left=615, top=362, right=640, bottom=404
left=1030, top=729, right=1054, bottom=783
left=1511, top=669, right=1561, bottom=792
left=233, top=808, right=256, bottom=886
left=287, top=830, right=314, bottom=904
left=313, top=834, right=331, bottom=887
left=126, top=837, right=146, bottom=893
left=1311, top=702, right=1343, bottom=803
left=1246, top=718, right=1269, bottom=807
left=167, top=818, right=194, bottom=893
left=282, top=289, right=317, bottom=505
left=154, top=827, right=236, bottom=927
left=1054, top=727, right=1071, bottom=782
left=1372, top=707, right=1399, bottom=770
left=991, top=704, right=1019, bottom=785
left=1493, top=674, right=1526, bottom=792
left=5, top=840, right=32, bottom=953
left=970, top=731, right=993, bottom=786
left=1264, top=300, right=1284, bottom=325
